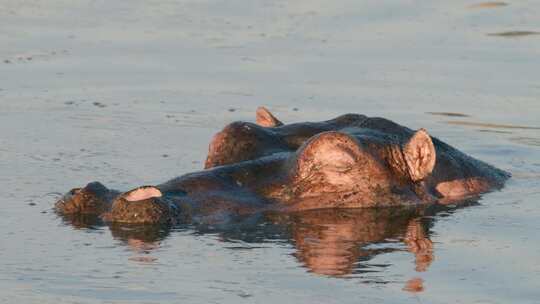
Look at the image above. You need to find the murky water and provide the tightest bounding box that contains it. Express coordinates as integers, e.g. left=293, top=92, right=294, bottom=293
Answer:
left=1, top=1, right=539, bottom=303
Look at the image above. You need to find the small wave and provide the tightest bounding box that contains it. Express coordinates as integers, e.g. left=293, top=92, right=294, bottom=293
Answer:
left=487, top=31, right=540, bottom=37
left=444, top=120, right=540, bottom=130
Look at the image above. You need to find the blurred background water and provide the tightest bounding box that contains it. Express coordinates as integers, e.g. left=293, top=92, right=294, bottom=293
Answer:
left=1, top=0, right=539, bottom=303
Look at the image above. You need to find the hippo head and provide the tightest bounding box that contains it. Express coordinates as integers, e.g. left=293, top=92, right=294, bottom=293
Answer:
left=277, top=129, right=437, bottom=209
left=203, top=109, right=441, bottom=209
left=203, top=108, right=507, bottom=208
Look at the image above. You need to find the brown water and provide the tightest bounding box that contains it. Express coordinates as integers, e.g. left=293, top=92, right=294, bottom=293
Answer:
left=1, top=1, right=540, bottom=303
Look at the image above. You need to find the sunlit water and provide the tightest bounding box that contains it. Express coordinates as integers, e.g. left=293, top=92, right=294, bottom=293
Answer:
left=1, top=1, right=539, bottom=303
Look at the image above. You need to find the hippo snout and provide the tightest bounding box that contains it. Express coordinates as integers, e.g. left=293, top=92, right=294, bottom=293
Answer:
left=55, top=182, right=110, bottom=214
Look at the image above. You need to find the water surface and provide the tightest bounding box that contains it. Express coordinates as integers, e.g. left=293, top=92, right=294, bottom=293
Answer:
left=1, top=1, right=539, bottom=303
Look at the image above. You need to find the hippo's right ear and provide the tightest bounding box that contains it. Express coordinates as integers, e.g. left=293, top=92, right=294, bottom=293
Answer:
left=256, top=106, right=283, bottom=127
left=403, top=129, right=436, bottom=182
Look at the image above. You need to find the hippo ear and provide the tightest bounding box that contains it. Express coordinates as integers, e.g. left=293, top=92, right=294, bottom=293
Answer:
left=296, top=131, right=363, bottom=179
left=403, top=129, right=436, bottom=181
left=256, top=106, right=283, bottom=127
left=122, top=186, right=162, bottom=202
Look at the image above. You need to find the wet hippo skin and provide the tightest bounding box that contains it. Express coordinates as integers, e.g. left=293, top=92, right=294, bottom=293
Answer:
left=55, top=107, right=510, bottom=225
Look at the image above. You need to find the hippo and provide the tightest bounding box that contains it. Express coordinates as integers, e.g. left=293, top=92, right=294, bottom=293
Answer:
left=55, top=107, right=510, bottom=225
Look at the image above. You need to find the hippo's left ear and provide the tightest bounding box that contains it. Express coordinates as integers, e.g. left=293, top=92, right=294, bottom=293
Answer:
left=256, top=106, right=283, bottom=127
left=403, top=129, right=436, bottom=181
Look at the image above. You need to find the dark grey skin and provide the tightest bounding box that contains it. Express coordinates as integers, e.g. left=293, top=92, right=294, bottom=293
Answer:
left=55, top=107, right=510, bottom=225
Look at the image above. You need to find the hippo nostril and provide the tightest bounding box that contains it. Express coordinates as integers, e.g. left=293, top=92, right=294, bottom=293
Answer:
left=69, top=188, right=82, bottom=195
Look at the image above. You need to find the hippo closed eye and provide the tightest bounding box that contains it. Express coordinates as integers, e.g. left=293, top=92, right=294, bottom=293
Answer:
left=55, top=107, right=510, bottom=224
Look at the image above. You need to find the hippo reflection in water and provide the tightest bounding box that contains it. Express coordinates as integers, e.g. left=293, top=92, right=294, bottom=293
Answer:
left=56, top=107, right=509, bottom=225
left=60, top=203, right=454, bottom=278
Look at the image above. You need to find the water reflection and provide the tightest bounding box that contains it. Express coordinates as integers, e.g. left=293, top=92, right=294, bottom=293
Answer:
left=59, top=214, right=104, bottom=230
left=487, top=31, right=540, bottom=37
left=276, top=208, right=431, bottom=276
left=58, top=202, right=475, bottom=285
left=426, top=111, right=470, bottom=117
left=444, top=120, right=540, bottom=130
left=59, top=214, right=169, bottom=263
left=509, top=136, right=540, bottom=147
left=468, top=2, right=508, bottom=9
left=403, top=277, right=424, bottom=293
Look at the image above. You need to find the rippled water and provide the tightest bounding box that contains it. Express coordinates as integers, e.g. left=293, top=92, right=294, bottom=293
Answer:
left=1, top=1, right=539, bottom=303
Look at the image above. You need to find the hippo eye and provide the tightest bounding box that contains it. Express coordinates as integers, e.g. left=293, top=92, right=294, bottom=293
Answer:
left=322, top=149, right=355, bottom=173
left=332, top=165, right=352, bottom=173
left=296, top=131, right=362, bottom=179
left=327, top=161, right=353, bottom=173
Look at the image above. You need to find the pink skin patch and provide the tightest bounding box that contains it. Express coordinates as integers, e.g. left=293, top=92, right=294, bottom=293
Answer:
left=124, top=187, right=162, bottom=202
left=435, top=178, right=491, bottom=202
